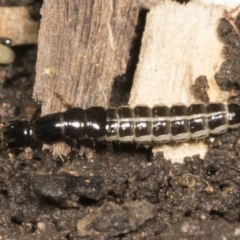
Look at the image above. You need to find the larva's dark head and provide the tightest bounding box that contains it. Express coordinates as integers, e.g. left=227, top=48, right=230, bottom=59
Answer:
left=0, top=120, right=33, bottom=149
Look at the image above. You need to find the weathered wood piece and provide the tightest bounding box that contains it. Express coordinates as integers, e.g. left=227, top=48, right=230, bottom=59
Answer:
left=34, top=0, right=139, bottom=155
left=0, top=7, right=39, bottom=45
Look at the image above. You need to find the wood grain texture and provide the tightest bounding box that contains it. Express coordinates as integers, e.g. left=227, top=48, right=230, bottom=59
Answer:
left=129, top=1, right=225, bottom=107
left=34, top=0, right=139, bottom=155
left=0, top=7, right=39, bottom=45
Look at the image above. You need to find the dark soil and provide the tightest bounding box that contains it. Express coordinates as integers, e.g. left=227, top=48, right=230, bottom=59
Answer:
left=1, top=1, right=240, bottom=240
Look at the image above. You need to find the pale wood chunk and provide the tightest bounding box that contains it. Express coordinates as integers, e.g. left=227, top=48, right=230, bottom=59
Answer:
left=129, top=1, right=227, bottom=162
left=129, top=1, right=225, bottom=107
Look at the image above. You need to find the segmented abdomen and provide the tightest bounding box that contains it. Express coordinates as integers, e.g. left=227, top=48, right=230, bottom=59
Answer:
left=105, top=103, right=240, bottom=143
left=2, top=102, right=240, bottom=148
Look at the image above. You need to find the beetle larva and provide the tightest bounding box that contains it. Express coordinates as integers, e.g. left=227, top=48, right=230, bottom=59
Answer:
left=1, top=102, right=240, bottom=149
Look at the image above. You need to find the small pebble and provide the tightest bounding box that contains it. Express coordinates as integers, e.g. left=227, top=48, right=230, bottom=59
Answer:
left=0, top=44, right=15, bottom=64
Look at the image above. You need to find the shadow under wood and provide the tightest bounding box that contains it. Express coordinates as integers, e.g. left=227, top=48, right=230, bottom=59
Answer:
left=109, top=9, right=148, bottom=108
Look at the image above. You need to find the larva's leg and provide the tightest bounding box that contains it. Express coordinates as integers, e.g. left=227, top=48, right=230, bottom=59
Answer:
left=54, top=92, right=74, bottom=109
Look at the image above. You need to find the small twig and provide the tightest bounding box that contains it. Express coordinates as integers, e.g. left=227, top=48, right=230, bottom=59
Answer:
left=223, top=4, right=240, bottom=37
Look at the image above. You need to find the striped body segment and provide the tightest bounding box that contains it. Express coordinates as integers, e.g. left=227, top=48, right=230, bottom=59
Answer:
left=2, top=102, right=240, bottom=148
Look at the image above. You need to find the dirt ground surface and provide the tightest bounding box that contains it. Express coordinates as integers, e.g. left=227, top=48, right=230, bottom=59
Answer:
left=1, top=1, right=240, bottom=240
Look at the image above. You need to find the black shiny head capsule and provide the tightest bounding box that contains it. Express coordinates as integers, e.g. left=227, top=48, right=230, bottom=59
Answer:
left=1, top=120, right=33, bottom=148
